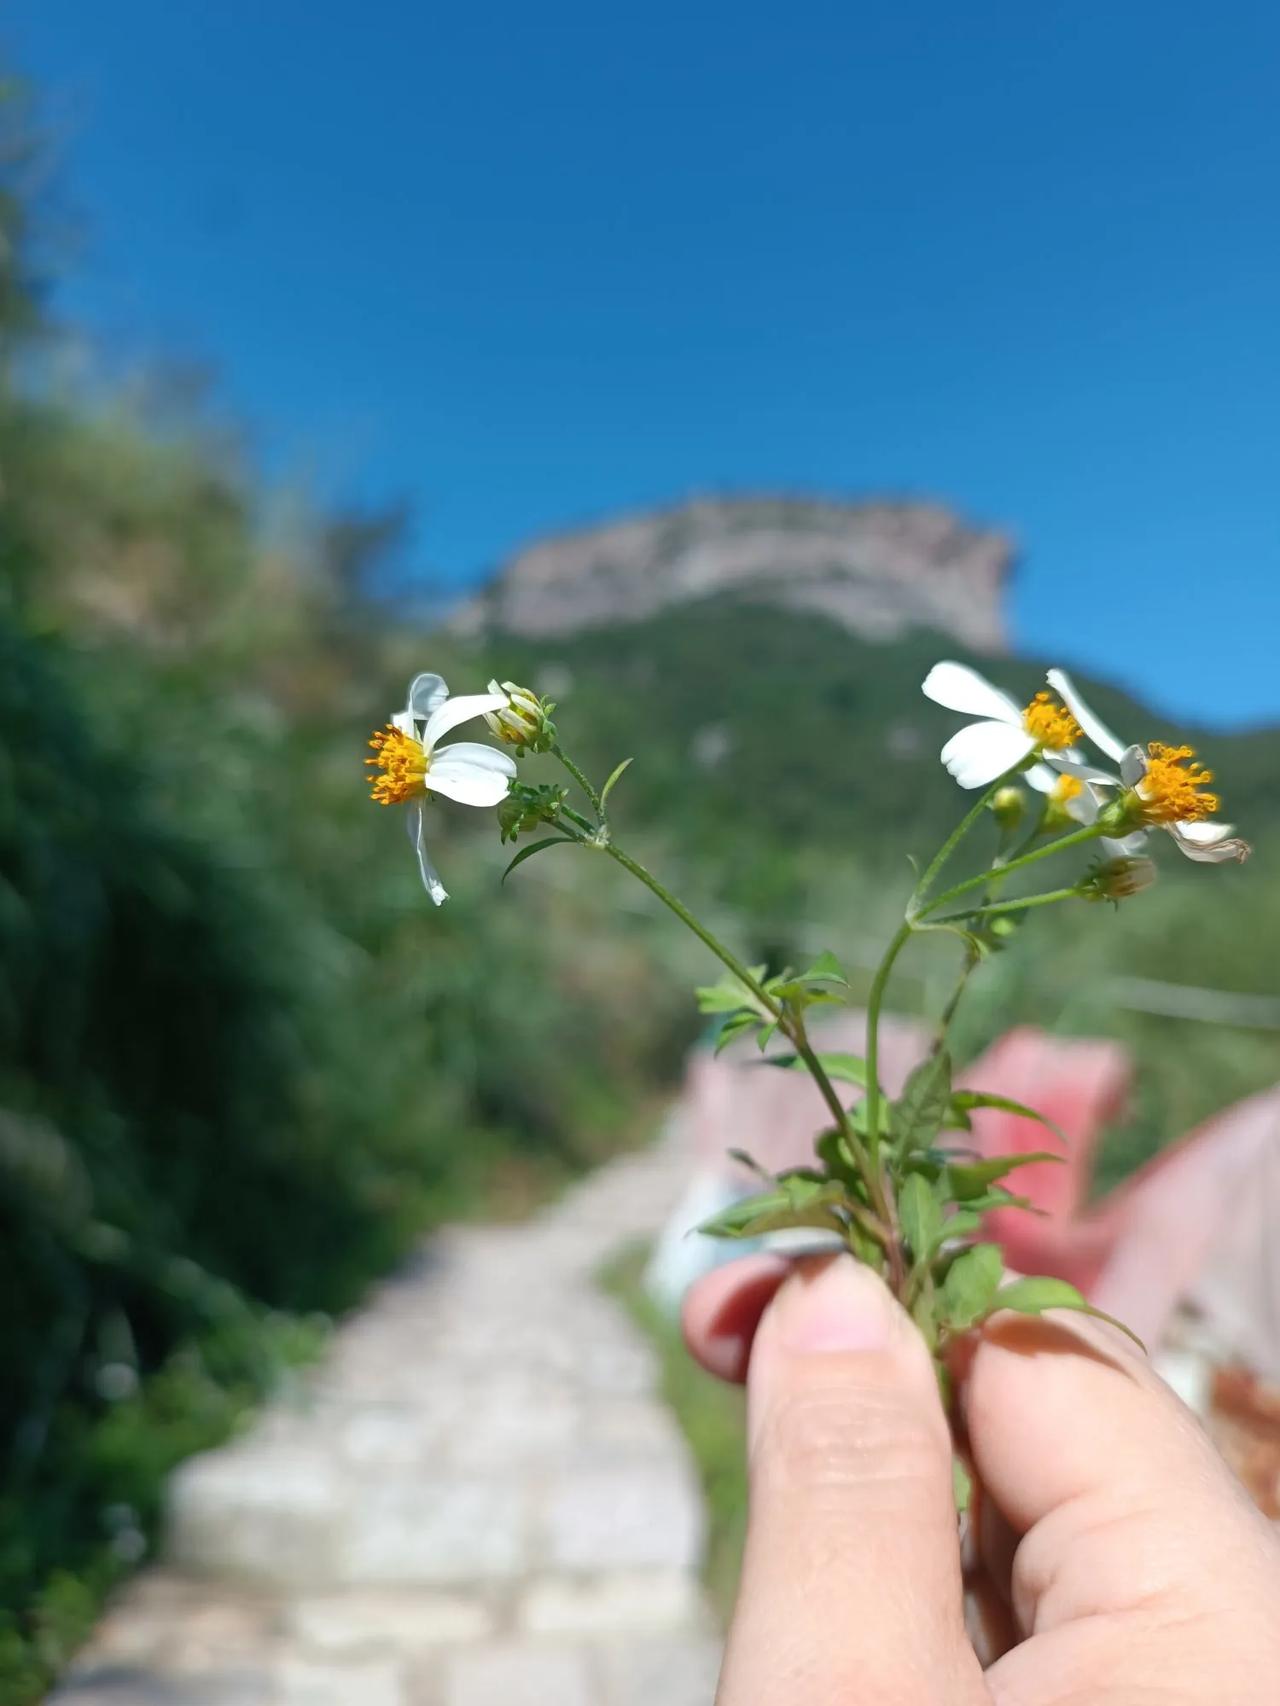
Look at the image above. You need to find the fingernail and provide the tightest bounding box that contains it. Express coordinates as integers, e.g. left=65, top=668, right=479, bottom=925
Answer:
left=773, top=1256, right=897, bottom=1353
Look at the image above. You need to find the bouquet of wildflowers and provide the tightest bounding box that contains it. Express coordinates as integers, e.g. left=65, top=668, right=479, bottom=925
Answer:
left=366, top=660, right=1249, bottom=1503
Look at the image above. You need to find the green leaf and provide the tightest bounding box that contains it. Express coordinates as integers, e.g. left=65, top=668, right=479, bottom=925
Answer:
left=953, top=1186, right=1042, bottom=1216
left=599, top=756, right=634, bottom=809
left=712, top=1011, right=763, bottom=1054
left=726, top=1147, right=770, bottom=1179
left=801, top=949, right=850, bottom=987
left=894, top=1049, right=952, bottom=1158
left=500, top=836, right=576, bottom=882
left=769, top=979, right=843, bottom=1010
left=992, top=1276, right=1145, bottom=1348
left=899, top=1173, right=943, bottom=1261
left=943, top=1209, right=983, bottom=1242
left=941, top=1242, right=1003, bottom=1331
left=949, top=1091, right=1067, bottom=1147
left=946, top=1152, right=1061, bottom=1200
left=696, top=1175, right=850, bottom=1240
left=814, top=1128, right=862, bottom=1184
left=760, top=1052, right=868, bottom=1087
left=695, top=968, right=768, bottom=1015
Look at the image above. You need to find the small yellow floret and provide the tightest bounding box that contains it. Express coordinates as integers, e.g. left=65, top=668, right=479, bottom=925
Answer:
left=1022, top=691, right=1082, bottom=751
left=1137, top=742, right=1220, bottom=825
left=365, top=724, right=429, bottom=805
left=1052, top=774, right=1083, bottom=804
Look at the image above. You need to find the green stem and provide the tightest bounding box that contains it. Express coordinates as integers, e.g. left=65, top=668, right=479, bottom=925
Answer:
left=916, top=822, right=1106, bottom=919
left=862, top=919, right=914, bottom=1176
left=592, top=835, right=891, bottom=1241
left=913, top=763, right=1025, bottom=902
left=553, top=746, right=603, bottom=817
left=932, top=944, right=979, bottom=1056
left=928, top=886, right=1082, bottom=926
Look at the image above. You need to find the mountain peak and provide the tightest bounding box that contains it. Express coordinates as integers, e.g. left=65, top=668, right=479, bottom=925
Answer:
left=456, top=494, right=1015, bottom=651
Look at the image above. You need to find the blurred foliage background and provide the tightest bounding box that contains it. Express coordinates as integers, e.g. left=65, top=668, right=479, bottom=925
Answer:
left=1, top=68, right=1277, bottom=1702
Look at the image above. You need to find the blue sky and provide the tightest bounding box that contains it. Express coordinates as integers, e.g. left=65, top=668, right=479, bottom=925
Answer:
left=8, top=1, right=1279, bottom=725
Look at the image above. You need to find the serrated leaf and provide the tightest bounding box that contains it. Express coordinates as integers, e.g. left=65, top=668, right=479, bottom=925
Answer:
left=992, top=1276, right=1145, bottom=1348
left=500, top=836, right=576, bottom=883
left=899, top=1173, right=943, bottom=1261
left=696, top=1176, right=850, bottom=1240
left=941, top=1242, right=1003, bottom=1330
left=946, top=1152, right=1062, bottom=1200
left=599, top=756, right=634, bottom=809
left=894, top=1049, right=952, bottom=1158
left=761, top=1052, right=868, bottom=1087
left=949, top=1091, right=1067, bottom=1147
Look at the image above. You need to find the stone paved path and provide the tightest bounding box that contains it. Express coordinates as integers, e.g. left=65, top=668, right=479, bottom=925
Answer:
left=52, top=1129, right=723, bottom=1705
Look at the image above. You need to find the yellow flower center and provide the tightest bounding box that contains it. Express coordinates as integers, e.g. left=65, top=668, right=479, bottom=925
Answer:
left=1136, top=742, right=1220, bottom=825
left=1051, top=773, right=1083, bottom=805
left=365, top=724, right=429, bottom=805
left=1022, top=692, right=1082, bottom=750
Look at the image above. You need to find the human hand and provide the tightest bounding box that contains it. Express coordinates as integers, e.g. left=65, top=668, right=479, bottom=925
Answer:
left=683, top=1253, right=1280, bottom=1704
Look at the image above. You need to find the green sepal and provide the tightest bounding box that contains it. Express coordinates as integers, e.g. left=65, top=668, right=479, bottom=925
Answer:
left=952, top=1454, right=973, bottom=1514
left=497, top=781, right=570, bottom=843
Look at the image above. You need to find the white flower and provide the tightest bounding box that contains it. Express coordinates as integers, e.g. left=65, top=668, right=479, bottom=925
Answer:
left=1046, top=668, right=1250, bottom=864
left=366, top=672, right=517, bottom=904
left=921, top=661, right=1086, bottom=788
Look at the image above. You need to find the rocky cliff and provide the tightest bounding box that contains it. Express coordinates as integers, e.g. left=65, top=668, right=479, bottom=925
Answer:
left=455, top=495, right=1014, bottom=652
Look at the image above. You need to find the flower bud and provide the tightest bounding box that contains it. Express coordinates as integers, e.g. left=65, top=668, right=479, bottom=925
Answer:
left=484, top=680, right=556, bottom=752
left=990, top=786, right=1026, bottom=830
left=1081, top=855, right=1158, bottom=903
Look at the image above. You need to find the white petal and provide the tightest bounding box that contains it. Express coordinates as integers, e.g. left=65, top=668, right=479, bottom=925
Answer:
left=406, top=802, right=448, bottom=904
left=1167, top=820, right=1250, bottom=863
left=425, top=742, right=517, bottom=806
left=939, top=721, right=1036, bottom=788
left=922, top=661, right=1022, bottom=724
left=1070, top=785, right=1102, bottom=825
left=1047, top=753, right=1121, bottom=785
left=1045, top=669, right=1127, bottom=762
left=423, top=692, right=510, bottom=749
left=1025, top=762, right=1058, bottom=795
left=408, top=672, right=450, bottom=719
left=1120, top=745, right=1147, bottom=787
left=1102, top=831, right=1149, bottom=857
left=390, top=710, right=417, bottom=737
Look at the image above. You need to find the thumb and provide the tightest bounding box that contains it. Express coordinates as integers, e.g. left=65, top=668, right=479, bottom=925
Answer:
left=717, top=1255, right=987, bottom=1706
